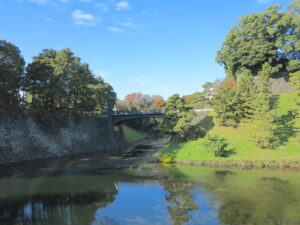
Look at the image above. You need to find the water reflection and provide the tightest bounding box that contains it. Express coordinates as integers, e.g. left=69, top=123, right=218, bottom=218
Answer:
left=163, top=179, right=198, bottom=225
left=1, top=161, right=300, bottom=225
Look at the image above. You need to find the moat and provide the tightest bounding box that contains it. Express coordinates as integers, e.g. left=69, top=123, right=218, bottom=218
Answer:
left=1, top=139, right=300, bottom=225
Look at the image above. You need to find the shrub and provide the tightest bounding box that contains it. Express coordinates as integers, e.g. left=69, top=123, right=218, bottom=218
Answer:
left=179, top=125, right=206, bottom=141
left=203, top=135, right=235, bottom=157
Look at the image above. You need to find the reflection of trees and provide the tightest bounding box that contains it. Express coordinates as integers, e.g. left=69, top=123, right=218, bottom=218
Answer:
left=211, top=171, right=300, bottom=225
left=0, top=191, right=117, bottom=225
left=162, top=179, right=199, bottom=225
left=0, top=175, right=119, bottom=225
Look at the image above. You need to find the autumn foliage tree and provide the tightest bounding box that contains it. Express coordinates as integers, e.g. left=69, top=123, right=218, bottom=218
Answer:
left=120, top=93, right=165, bottom=111
left=124, top=92, right=144, bottom=109
left=152, top=95, right=165, bottom=108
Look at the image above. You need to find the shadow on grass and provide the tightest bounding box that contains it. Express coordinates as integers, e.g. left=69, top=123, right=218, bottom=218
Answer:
left=204, top=135, right=236, bottom=158
left=275, top=110, right=298, bottom=145
left=197, top=116, right=215, bottom=132
left=215, top=148, right=236, bottom=158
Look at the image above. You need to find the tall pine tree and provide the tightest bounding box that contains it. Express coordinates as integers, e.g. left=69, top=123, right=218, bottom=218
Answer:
left=251, top=63, right=278, bottom=149
left=212, top=86, right=242, bottom=127
left=236, top=69, right=256, bottom=121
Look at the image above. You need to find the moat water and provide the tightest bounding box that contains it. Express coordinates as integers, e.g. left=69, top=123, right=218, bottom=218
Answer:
left=1, top=139, right=300, bottom=225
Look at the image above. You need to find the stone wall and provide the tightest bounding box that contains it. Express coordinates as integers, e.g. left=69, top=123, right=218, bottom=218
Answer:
left=252, top=72, right=292, bottom=94
left=0, top=114, right=127, bottom=164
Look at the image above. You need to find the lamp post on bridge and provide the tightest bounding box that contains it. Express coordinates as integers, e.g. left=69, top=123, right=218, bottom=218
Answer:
left=113, top=105, right=118, bottom=115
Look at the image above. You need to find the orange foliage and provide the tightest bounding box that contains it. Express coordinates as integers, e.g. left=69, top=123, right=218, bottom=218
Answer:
left=221, top=76, right=236, bottom=90
left=125, top=92, right=144, bottom=108
left=152, top=95, right=165, bottom=108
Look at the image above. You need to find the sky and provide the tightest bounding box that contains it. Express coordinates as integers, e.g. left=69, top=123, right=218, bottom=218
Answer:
left=0, top=0, right=292, bottom=99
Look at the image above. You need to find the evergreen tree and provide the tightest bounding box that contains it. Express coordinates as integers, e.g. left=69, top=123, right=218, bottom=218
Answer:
left=160, top=94, right=184, bottom=135
left=90, top=77, right=117, bottom=113
left=236, top=69, right=256, bottom=120
left=251, top=63, right=278, bottom=149
left=0, top=40, right=25, bottom=111
left=212, top=86, right=242, bottom=127
left=216, top=4, right=300, bottom=77
left=160, top=94, right=195, bottom=137
left=24, top=48, right=116, bottom=115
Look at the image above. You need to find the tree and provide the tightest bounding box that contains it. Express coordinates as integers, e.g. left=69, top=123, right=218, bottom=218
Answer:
left=0, top=40, right=25, bottom=110
left=183, top=92, right=205, bottom=107
left=221, top=76, right=236, bottom=90
left=251, top=63, right=278, bottom=149
left=24, top=49, right=58, bottom=113
left=236, top=69, right=256, bottom=120
left=160, top=94, right=195, bottom=138
left=24, top=48, right=116, bottom=115
left=290, top=71, right=300, bottom=107
left=212, top=87, right=242, bottom=127
left=216, top=4, right=300, bottom=77
left=90, top=77, right=117, bottom=113
left=124, top=92, right=144, bottom=110
left=160, top=94, right=183, bottom=135
left=152, top=95, right=165, bottom=108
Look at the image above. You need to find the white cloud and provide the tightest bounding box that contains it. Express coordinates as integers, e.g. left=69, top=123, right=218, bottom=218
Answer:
left=108, top=27, right=122, bottom=32
left=116, top=1, right=131, bottom=11
left=257, top=0, right=272, bottom=4
left=72, top=10, right=100, bottom=26
left=96, top=3, right=109, bottom=12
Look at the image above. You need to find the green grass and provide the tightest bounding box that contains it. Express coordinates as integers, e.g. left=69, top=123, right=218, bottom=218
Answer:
left=155, top=93, right=300, bottom=163
left=122, top=125, right=146, bottom=143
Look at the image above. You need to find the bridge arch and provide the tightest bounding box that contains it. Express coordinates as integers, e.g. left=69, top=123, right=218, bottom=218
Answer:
left=112, top=112, right=166, bottom=125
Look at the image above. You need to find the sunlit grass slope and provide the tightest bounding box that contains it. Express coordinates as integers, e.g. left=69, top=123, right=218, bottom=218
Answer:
left=122, top=125, right=145, bottom=143
left=155, top=93, right=300, bottom=162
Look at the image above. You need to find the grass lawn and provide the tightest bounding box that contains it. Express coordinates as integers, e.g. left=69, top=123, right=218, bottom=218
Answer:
left=122, top=125, right=145, bottom=143
left=155, top=93, right=300, bottom=163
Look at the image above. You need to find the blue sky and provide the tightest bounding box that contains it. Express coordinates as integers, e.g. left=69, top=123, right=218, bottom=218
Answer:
left=0, top=0, right=292, bottom=99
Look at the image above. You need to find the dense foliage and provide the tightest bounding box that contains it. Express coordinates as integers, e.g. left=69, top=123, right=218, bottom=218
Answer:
left=159, top=94, right=202, bottom=140
left=216, top=3, right=300, bottom=77
left=251, top=63, right=279, bottom=149
left=0, top=41, right=116, bottom=115
left=212, top=86, right=242, bottom=127
left=117, top=92, right=165, bottom=111
left=0, top=40, right=25, bottom=111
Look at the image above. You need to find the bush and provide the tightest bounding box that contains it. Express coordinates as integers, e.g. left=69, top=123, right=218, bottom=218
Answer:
left=203, top=135, right=235, bottom=157
left=179, top=125, right=206, bottom=141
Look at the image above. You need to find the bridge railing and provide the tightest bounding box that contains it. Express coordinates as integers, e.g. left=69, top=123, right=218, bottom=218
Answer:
left=113, top=109, right=165, bottom=116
